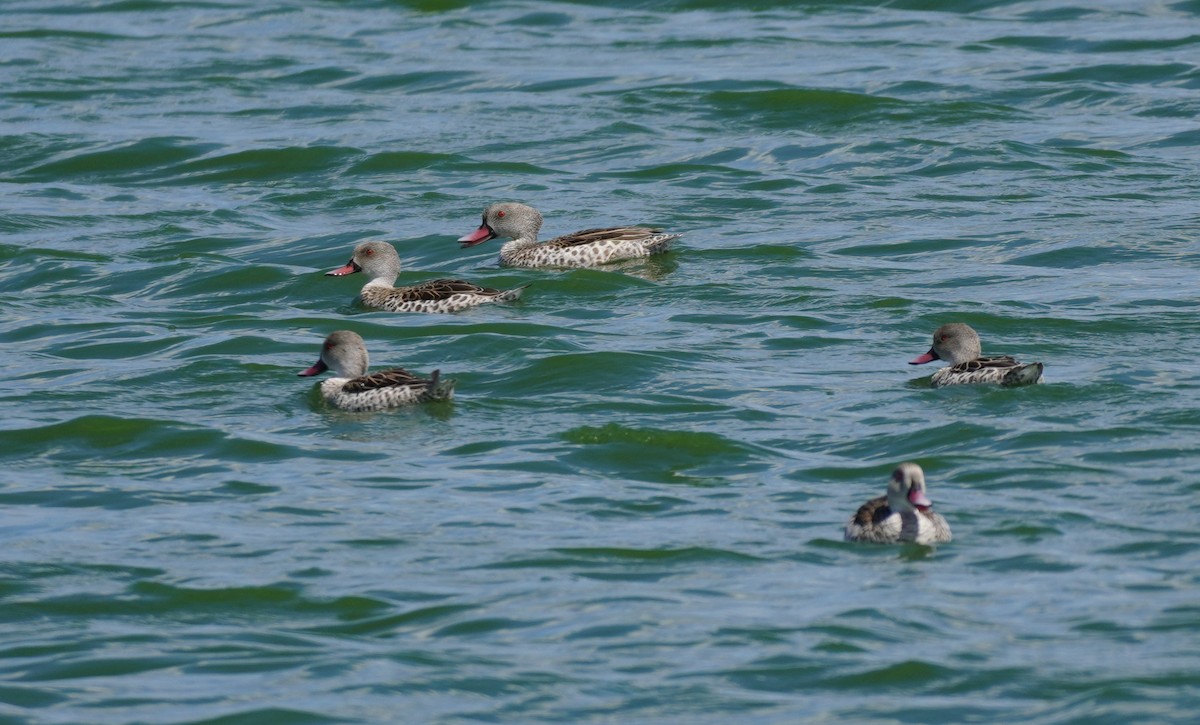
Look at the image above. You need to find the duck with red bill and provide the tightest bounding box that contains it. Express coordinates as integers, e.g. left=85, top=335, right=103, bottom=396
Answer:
left=909, top=322, right=1043, bottom=387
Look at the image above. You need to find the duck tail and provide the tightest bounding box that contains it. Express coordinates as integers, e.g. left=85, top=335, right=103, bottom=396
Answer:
left=422, top=369, right=456, bottom=401
left=645, top=232, right=681, bottom=254
left=1003, top=362, right=1044, bottom=387
left=499, top=283, right=531, bottom=302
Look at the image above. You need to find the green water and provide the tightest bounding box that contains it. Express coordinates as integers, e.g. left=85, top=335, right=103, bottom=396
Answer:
left=2, top=1, right=1199, bottom=723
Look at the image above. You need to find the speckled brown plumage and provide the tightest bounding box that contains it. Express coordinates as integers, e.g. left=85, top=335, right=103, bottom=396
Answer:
left=342, top=367, right=437, bottom=394
left=910, top=323, right=1044, bottom=388
left=298, top=330, right=455, bottom=412
left=933, top=356, right=1044, bottom=388
left=358, top=277, right=527, bottom=314
left=327, top=240, right=526, bottom=313
left=458, top=202, right=680, bottom=268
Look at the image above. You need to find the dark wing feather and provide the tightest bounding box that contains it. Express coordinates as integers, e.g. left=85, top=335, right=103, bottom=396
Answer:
left=852, top=495, right=893, bottom=527
left=395, top=278, right=505, bottom=300
left=545, top=226, right=665, bottom=248
left=950, top=355, right=1020, bottom=373
left=343, top=367, right=431, bottom=393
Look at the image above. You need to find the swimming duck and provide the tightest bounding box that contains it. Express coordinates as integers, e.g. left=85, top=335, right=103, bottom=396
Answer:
left=909, top=322, right=1044, bottom=388
left=298, top=330, right=454, bottom=411
left=844, top=462, right=952, bottom=544
left=457, top=202, right=680, bottom=268
left=327, top=241, right=527, bottom=313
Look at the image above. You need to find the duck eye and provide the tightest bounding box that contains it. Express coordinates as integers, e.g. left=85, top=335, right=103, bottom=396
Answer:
left=364, top=248, right=374, bottom=256
left=940, top=334, right=948, bottom=341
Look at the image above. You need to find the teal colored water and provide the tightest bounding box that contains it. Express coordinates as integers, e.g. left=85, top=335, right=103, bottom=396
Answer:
left=2, top=1, right=1199, bottom=722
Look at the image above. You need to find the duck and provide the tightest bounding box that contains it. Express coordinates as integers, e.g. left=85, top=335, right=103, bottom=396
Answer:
left=297, top=330, right=454, bottom=411
left=457, top=202, right=680, bottom=268
left=326, top=241, right=527, bottom=313
left=909, top=322, right=1044, bottom=388
left=844, top=462, right=952, bottom=544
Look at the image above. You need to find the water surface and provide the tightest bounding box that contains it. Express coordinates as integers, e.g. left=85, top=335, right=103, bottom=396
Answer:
left=2, top=1, right=1199, bottom=723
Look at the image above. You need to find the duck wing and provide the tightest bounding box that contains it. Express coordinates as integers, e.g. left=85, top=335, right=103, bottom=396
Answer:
left=949, top=355, right=1021, bottom=373
left=343, top=367, right=431, bottom=393
left=545, top=226, right=667, bottom=248
left=398, top=278, right=505, bottom=299
left=851, top=495, right=893, bottom=527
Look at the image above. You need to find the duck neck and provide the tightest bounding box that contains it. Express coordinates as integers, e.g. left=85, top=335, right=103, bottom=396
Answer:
left=501, top=235, right=539, bottom=252
left=886, top=492, right=914, bottom=514
left=363, top=273, right=398, bottom=289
